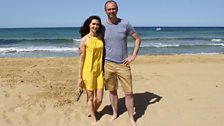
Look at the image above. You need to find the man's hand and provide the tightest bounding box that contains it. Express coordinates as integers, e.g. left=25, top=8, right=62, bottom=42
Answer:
left=123, top=56, right=136, bottom=65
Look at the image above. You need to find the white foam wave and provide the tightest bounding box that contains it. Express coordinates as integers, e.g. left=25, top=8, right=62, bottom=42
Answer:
left=136, top=43, right=180, bottom=48
left=73, top=39, right=81, bottom=42
left=208, top=43, right=224, bottom=46
left=211, top=39, right=222, bottom=42
left=181, top=52, right=221, bottom=55
left=0, top=47, right=79, bottom=53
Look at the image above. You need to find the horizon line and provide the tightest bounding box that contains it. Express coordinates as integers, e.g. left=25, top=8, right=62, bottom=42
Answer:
left=1, top=26, right=224, bottom=29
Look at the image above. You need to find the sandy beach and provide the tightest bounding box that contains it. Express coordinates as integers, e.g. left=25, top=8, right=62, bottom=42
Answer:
left=1, top=54, right=224, bottom=126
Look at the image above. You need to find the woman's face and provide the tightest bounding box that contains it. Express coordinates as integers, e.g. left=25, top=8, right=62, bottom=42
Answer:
left=89, top=19, right=100, bottom=34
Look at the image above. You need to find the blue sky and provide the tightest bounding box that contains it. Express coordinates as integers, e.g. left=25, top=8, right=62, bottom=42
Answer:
left=0, top=0, right=224, bottom=28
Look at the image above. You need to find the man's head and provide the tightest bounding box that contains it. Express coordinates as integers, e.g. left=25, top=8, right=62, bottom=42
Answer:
left=104, top=0, right=118, bottom=18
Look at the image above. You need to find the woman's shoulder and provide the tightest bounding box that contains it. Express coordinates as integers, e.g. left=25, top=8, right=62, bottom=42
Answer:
left=82, top=34, right=90, bottom=39
left=80, top=35, right=90, bottom=44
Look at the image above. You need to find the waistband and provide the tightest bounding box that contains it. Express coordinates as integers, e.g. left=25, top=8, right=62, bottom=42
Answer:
left=105, top=59, right=123, bottom=64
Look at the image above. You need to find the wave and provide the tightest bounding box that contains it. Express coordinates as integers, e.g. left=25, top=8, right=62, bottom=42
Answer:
left=136, top=43, right=224, bottom=48
left=138, top=37, right=224, bottom=42
left=208, top=43, right=224, bottom=46
left=139, top=43, right=179, bottom=48
left=0, top=38, right=80, bottom=45
left=1, top=37, right=222, bottom=44
left=211, top=38, right=222, bottom=42
left=72, top=38, right=81, bottom=42
left=0, top=47, right=79, bottom=53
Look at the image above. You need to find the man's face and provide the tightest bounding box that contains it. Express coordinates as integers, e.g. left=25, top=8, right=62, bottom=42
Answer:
left=105, top=2, right=117, bottom=18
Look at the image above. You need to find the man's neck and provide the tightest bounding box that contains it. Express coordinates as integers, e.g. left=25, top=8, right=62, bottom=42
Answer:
left=107, top=17, right=118, bottom=24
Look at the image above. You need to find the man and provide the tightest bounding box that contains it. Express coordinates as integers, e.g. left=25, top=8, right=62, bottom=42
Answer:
left=103, top=1, right=141, bottom=126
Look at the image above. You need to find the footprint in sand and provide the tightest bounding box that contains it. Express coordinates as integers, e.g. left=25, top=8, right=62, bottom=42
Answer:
left=64, top=108, right=74, bottom=116
left=132, top=74, right=145, bottom=81
left=3, top=90, right=10, bottom=98
left=2, top=110, right=13, bottom=125
left=14, top=107, right=23, bottom=113
left=22, top=115, right=32, bottom=125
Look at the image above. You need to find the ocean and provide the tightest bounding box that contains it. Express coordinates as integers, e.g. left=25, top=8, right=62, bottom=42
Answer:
left=0, top=27, right=224, bottom=58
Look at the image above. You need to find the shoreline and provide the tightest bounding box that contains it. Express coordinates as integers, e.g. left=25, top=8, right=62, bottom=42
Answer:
left=0, top=53, right=223, bottom=59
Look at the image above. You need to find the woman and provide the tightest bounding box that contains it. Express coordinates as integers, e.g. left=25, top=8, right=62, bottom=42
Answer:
left=78, top=15, right=104, bottom=124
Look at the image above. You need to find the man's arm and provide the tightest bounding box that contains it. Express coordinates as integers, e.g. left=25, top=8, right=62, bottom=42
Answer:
left=131, top=32, right=141, bottom=59
left=123, top=32, right=141, bottom=65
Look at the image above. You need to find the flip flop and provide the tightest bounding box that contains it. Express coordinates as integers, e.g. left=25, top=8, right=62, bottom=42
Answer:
left=74, top=87, right=83, bottom=101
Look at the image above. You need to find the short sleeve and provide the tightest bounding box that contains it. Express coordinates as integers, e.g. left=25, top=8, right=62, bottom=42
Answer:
left=126, top=21, right=136, bottom=35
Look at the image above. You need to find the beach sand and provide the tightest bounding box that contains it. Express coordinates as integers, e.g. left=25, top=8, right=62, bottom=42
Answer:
left=1, top=54, right=224, bottom=126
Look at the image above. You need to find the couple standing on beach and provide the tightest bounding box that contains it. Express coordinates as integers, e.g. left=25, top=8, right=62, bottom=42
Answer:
left=78, top=0, right=141, bottom=126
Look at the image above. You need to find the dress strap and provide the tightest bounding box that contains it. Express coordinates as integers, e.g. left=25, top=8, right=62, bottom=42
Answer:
left=86, top=34, right=91, bottom=38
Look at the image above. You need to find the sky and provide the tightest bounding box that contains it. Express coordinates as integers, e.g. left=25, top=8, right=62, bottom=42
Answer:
left=0, top=0, right=224, bottom=28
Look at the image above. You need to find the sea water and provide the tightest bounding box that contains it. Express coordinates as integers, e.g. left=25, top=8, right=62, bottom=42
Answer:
left=0, top=27, right=223, bottom=58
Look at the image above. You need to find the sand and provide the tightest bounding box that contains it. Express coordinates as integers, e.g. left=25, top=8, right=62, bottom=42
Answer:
left=0, top=54, right=224, bottom=126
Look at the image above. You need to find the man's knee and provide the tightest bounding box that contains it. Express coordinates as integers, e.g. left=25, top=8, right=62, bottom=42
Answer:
left=125, top=92, right=133, bottom=97
left=110, top=90, right=118, bottom=95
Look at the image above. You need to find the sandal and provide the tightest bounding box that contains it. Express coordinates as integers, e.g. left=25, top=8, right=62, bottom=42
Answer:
left=74, top=87, right=84, bottom=101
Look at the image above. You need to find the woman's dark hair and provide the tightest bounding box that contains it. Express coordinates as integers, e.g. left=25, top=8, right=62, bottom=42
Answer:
left=79, top=15, right=102, bottom=37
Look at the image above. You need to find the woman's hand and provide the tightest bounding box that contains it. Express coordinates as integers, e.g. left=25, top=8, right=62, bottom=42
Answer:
left=78, top=78, right=83, bottom=88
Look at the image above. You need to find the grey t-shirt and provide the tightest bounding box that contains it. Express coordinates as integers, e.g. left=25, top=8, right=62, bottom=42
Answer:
left=103, top=18, right=136, bottom=63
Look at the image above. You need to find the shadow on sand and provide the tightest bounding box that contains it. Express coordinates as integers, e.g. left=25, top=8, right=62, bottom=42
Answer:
left=98, top=91, right=162, bottom=121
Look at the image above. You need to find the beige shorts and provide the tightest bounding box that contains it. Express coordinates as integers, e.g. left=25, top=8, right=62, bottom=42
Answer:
left=104, top=61, right=132, bottom=93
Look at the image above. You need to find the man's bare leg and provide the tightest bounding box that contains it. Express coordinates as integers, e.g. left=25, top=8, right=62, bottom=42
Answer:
left=108, top=90, right=118, bottom=122
left=125, top=93, right=137, bottom=126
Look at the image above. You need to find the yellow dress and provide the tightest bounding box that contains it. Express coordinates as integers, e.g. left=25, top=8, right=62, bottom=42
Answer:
left=82, top=35, right=104, bottom=91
